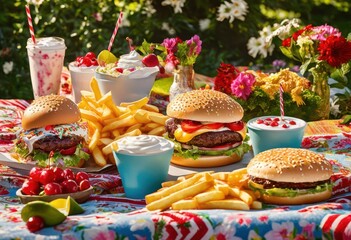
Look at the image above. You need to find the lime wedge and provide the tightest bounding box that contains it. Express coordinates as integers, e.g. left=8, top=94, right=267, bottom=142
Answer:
left=50, top=196, right=84, bottom=216
left=97, top=50, right=118, bottom=66
left=21, top=201, right=66, bottom=226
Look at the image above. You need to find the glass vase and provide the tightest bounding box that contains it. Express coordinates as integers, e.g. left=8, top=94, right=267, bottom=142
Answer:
left=169, top=65, right=195, bottom=101
left=311, top=73, right=330, bottom=120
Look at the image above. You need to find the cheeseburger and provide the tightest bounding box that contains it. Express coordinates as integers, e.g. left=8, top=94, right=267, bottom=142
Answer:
left=13, top=95, right=90, bottom=167
left=247, top=148, right=333, bottom=205
left=165, top=89, right=249, bottom=167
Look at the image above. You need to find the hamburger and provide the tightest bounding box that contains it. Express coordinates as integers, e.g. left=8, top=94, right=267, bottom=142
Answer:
left=247, top=148, right=333, bottom=205
left=165, top=89, right=249, bottom=167
left=13, top=95, right=90, bottom=167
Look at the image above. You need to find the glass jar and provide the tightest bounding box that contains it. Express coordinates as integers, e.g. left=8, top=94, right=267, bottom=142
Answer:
left=169, top=65, right=195, bottom=101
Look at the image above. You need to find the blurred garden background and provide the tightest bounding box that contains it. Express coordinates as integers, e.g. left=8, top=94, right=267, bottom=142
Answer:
left=1, top=0, right=351, bottom=117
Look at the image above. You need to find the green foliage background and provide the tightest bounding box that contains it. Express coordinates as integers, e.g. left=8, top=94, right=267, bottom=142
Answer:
left=1, top=0, right=351, bottom=100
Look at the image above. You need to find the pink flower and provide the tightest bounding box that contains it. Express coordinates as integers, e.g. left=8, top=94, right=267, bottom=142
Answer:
left=162, top=37, right=182, bottom=54
left=186, top=34, right=202, bottom=55
left=230, top=72, right=255, bottom=100
left=310, top=24, right=341, bottom=41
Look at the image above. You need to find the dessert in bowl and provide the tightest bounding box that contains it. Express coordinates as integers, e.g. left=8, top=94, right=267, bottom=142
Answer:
left=247, top=116, right=306, bottom=155
left=68, top=52, right=98, bottom=103
left=95, top=50, right=160, bottom=105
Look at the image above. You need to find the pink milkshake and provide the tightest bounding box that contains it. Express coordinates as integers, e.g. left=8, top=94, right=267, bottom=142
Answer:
left=26, top=37, right=66, bottom=98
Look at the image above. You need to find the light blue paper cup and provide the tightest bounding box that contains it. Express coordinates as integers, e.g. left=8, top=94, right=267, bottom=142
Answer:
left=113, top=135, right=174, bottom=199
left=247, top=116, right=306, bottom=156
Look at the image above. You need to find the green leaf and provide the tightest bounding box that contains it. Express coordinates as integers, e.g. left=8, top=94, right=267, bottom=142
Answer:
left=341, top=115, right=351, bottom=124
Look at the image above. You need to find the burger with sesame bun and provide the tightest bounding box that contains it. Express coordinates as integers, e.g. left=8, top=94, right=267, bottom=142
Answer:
left=165, top=89, right=250, bottom=167
left=13, top=95, right=90, bottom=167
left=247, top=148, right=333, bottom=205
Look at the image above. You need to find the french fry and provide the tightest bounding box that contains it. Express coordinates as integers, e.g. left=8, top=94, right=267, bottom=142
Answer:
left=99, top=138, right=114, bottom=146
left=148, top=125, right=166, bottom=136
left=102, top=115, right=136, bottom=132
left=172, top=199, right=198, bottom=210
left=80, top=109, right=100, bottom=123
left=90, top=77, right=102, bottom=100
left=146, top=179, right=214, bottom=211
left=134, top=109, right=151, bottom=124
left=126, top=123, right=143, bottom=133
left=102, top=129, right=142, bottom=155
left=229, top=187, right=253, bottom=205
left=121, top=97, right=149, bottom=111
left=88, top=128, right=100, bottom=150
left=198, top=199, right=250, bottom=211
left=92, top=147, right=107, bottom=167
left=194, top=190, right=225, bottom=204
left=161, top=180, right=181, bottom=188
left=142, top=104, right=159, bottom=113
left=212, top=172, right=229, bottom=181
left=251, top=200, right=263, bottom=210
left=148, top=112, right=169, bottom=125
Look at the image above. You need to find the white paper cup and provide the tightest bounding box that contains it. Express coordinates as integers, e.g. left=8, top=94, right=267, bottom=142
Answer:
left=27, top=37, right=66, bottom=99
left=68, top=62, right=97, bottom=103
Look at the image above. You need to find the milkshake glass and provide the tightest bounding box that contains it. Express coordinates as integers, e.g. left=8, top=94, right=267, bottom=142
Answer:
left=27, top=37, right=66, bottom=98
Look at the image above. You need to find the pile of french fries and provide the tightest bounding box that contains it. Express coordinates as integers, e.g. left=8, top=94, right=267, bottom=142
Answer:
left=78, top=78, right=169, bottom=167
left=145, top=168, right=262, bottom=211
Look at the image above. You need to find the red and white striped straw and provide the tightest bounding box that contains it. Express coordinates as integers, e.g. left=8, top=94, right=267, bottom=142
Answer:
left=25, top=5, right=36, bottom=44
left=280, top=83, right=284, bottom=120
left=107, top=12, right=124, bottom=52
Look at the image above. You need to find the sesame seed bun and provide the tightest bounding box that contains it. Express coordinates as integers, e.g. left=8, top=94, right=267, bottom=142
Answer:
left=171, top=154, right=242, bottom=168
left=22, top=95, right=81, bottom=130
left=166, top=89, right=244, bottom=122
left=247, top=148, right=332, bottom=182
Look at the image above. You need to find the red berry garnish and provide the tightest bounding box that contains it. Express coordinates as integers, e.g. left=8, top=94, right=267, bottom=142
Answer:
left=289, top=120, right=296, bottom=125
left=78, top=57, right=92, bottom=67
left=63, top=169, right=75, bottom=180
left=85, top=52, right=96, bottom=59
left=75, top=171, right=89, bottom=184
left=61, top=179, right=79, bottom=193
left=282, top=124, right=289, bottom=128
left=264, top=121, right=271, bottom=126
left=273, top=118, right=280, bottom=122
left=44, top=182, right=62, bottom=195
left=265, top=118, right=272, bottom=121
left=21, top=179, right=41, bottom=195
left=270, top=121, right=279, bottom=127
left=39, top=168, right=55, bottom=185
left=256, top=119, right=264, bottom=124
left=79, top=179, right=91, bottom=191
left=115, top=68, right=123, bottom=73
left=26, top=216, right=44, bottom=232
left=29, top=167, right=43, bottom=182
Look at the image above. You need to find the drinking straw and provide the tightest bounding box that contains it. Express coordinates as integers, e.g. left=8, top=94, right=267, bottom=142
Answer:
left=25, top=5, right=36, bottom=44
left=280, top=83, right=284, bottom=121
left=107, top=12, right=124, bottom=52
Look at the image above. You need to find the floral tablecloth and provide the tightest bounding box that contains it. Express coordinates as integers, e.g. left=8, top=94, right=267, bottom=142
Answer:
left=1, top=100, right=351, bottom=239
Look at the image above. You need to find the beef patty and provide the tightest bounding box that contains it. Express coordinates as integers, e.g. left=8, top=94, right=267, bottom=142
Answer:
left=249, top=176, right=330, bottom=189
left=33, top=135, right=83, bottom=152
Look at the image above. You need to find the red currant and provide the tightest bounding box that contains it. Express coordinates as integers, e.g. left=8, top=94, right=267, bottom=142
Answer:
left=29, top=167, right=42, bottom=182
left=75, top=171, right=89, bottom=184
left=79, top=179, right=91, bottom=191
left=39, top=168, right=55, bottom=185
left=44, top=182, right=62, bottom=195
left=61, top=179, right=79, bottom=193
left=21, top=179, right=41, bottom=195
left=63, top=169, right=75, bottom=180
left=26, top=216, right=44, bottom=232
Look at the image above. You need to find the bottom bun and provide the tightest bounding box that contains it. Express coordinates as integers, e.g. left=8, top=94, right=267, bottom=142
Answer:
left=261, top=189, right=332, bottom=205
left=171, top=154, right=242, bottom=168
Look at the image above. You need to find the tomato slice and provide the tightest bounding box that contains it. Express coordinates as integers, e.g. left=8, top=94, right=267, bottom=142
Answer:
left=60, top=146, right=77, bottom=155
left=204, top=123, right=224, bottom=129
left=225, top=121, right=244, bottom=131
left=181, top=120, right=203, bottom=133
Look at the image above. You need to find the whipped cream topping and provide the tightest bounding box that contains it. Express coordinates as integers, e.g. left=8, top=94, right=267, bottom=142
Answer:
left=69, top=62, right=97, bottom=72
left=116, top=135, right=174, bottom=155
left=18, top=122, right=88, bottom=153
left=248, top=116, right=306, bottom=130
left=27, top=37, right=66, bottom=50
left=117, top=50, right=143, bottom=69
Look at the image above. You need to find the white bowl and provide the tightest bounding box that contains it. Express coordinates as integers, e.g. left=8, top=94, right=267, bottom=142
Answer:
left=68, top=62, right=97, bottom=103
left=94, top=66, right=159, bottom=104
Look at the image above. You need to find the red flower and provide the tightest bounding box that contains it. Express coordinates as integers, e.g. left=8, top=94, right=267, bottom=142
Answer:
left=282, top=38, right=291, bottom=47
left=318, top=35, right=351, bottom=68
left=292, top=24, right=313, bottom=41
left=214, top=63, right=240, bottom=95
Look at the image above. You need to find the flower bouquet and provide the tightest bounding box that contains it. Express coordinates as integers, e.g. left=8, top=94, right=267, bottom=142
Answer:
left=213, top=63, right=321, bottom=122
left=266, top=19, right=351, bottom=119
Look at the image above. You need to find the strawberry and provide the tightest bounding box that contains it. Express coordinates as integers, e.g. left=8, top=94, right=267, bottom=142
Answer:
left=142, top=54, right=159, bottom=67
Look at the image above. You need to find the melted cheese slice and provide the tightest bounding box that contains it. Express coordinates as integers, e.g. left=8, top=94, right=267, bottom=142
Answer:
left=174, top=125, right=247, bottom=143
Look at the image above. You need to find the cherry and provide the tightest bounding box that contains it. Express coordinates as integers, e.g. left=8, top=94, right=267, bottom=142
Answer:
left=75, top=171, right=89, bottom=184
left=78, top=57, right=92, bottom=67
left=79, top=179, right=91, bottom=191
left=273, top=118, right=280, bottom=122
left=282, top=124, right=289, bottom=128
left=21, top=179, right=41, bottom=195
left=265, top=118, right=272, bottom=121
left=63, top=169, right=75, bottom=180
left=85, top=52, right=96, bottom=59
left=39, top=168, right=55, bottom=185
left=61, top=179, right=79, bottom=193
left=44, top=182, right=62, bottom=195
left=289, top=120, right=296, bottom=125
left=270, top=121, right=279, bottom=127
left=29, top=167, right=42, bottom=182
left=115, top=68, right=123, bottom=73
left=256, top=119, right=264, bottom=124
left=26, top=216, right=44, bottom=232
left=264, top=121, right=271, bottom=126
left=52, top=167, right=65, bottom=183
